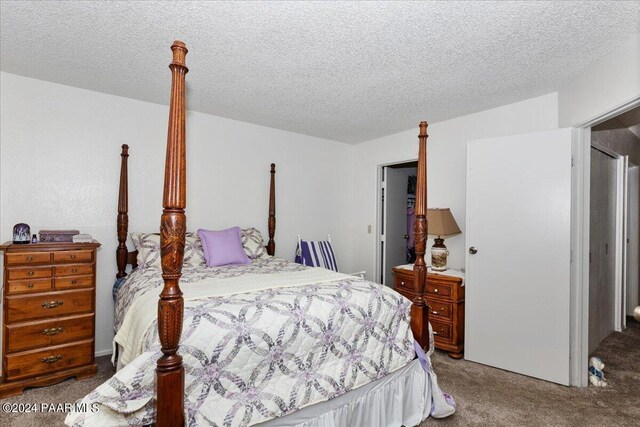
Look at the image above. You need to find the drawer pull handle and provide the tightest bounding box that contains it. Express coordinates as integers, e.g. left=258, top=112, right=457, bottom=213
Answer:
left=42, top=300, right=63, bottom=309
left=71, top=268, right=78, bottom=273
left=433, top=288, right=439, bottom=293
left=433, top=331, right=439, bottom=335
left=27, top=283, right=34, bottom=288
left=400, top=281, right=405, bottom=285
left=42, top=327, right=64, bottom=336
left=26, top=256, right=33, bottom=261
left=71, top=280, right=78, bottom=285
left=27, top=271, right=35, bottom=276
left=70, top=255, right=76, bottom=259
left=41, top=355, right=63, bottom=364
left=432, top=311, right=440, bottom=315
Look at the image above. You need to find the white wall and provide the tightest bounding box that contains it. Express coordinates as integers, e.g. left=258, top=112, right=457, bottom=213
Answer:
left=559, top=33, right=640, bottom=127
left=0, top=72, right=354, bottom=356
left=349, top=93, right=559, bottom=279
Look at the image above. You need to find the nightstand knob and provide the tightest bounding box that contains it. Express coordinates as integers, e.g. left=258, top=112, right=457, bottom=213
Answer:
left=27, top=271, right=34, bottom=276
left=432, top=311, right=440, bottom=315
left=434, top=288, right=439, bottom=293
left=71, top=268, right=77, bottom=273
left=400, top=281, right=405, bottom=285
left=26, top=256, right=33, bottom=261
left=71, top=280, right=78, bottom=285
left=27, top=283, right=34, bottom=288
left=70, top=255, right=76, bottom=259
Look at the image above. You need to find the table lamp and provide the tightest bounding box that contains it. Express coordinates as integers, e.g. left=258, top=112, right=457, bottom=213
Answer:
left=426, top=208, right=461, bottom=271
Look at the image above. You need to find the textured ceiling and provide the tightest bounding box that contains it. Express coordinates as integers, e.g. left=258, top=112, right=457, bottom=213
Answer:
left=1, top=1, right=639, bottom=143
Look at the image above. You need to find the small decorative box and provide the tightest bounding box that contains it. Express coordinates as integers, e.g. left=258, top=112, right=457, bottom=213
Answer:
left=39, top=229, right=80, bottom=243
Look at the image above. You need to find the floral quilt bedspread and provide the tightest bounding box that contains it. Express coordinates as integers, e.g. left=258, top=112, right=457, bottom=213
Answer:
left=66, top=258, right=415, bottom=426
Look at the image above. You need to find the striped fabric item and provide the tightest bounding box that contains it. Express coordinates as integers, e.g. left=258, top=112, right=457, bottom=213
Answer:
left=295, top=240, right=339, bottom=272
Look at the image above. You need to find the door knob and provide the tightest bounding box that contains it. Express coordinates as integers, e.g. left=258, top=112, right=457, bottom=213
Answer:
left=469, top=246, right=478, bottom=255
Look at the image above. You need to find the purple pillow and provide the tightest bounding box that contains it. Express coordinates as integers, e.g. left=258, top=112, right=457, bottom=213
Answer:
left=198, top=227, right=251, bottom=267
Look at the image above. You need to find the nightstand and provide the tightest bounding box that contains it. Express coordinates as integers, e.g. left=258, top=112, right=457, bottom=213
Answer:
left=392, top=265, right=465, bottom=359
left=0, top=241, right=100, bottom=398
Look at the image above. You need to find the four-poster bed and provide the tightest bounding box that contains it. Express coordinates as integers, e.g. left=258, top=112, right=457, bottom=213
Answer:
left=66, top=41, right=450, bottom=427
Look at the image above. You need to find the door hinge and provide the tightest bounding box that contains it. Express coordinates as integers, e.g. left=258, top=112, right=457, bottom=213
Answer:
left=571, top=157, right=574, bottom=167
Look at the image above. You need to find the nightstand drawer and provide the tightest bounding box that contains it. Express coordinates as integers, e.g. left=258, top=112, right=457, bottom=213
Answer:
left=55, top=275, right=93, bottom=290
left=7, top=278, right=53, bottom=294
left=5, top=314, right=94, bottom=353
left=431, top=320, right=452, bottom=340
left=426, top=282, right=453, bottom=297
left=6, top=252, right=51, bottom=265
left=428, top=299, right=453, bottom=321
left=53, top=250, right=93, bottom=263
left=55, top=264, right=94, bottom=277
left=4, top=340, right=93, bottom=381
left=7, top=267, right=53, bottom=280
left=394, top=271, right=413, bottom=290
left=6, top=289, right=93, bottom=323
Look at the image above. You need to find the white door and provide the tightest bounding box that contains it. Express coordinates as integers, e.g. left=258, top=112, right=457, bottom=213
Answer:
left=465, top=128, right=573, bottom=385
left=382, top=167, right=410, bottom=286
left=589, top=148, right=618, bottom=352
left=627, top=166, right=640, bottom=316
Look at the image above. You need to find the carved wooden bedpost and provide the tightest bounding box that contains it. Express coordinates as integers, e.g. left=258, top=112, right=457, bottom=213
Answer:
left=267, top=163, right=276, bottom=256
left=116, top=144, right=129, bottom=279
left=412, top=121, right=430, bottom=349
left=157, top=40, right=188, bottom=427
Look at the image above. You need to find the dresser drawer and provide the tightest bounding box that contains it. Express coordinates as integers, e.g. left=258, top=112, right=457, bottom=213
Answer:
left=5, top=314, right=94, bottom=353
left=7, top=278, right=53, bottom=294
left=5, top=252, right=51, bottom=265
left=55, top=275, right=93, bottom=290
left=55, top=264, right=94, bottom=277
left=431, top=320, right=452, bottom=341
left=426, top=282, right=453, bottom=298
left=7, top=267, right=53, bottom=281
left=6, top=289, right=93, bottom=323
left=53, top=250, right=93, bottom=263
left=4, top=340, right=93, bottom=381
left=428, top=299, right=453, bottom=321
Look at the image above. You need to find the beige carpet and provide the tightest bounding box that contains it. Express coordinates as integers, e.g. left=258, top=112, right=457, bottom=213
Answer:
left=2, top=319, right=639, bottom=426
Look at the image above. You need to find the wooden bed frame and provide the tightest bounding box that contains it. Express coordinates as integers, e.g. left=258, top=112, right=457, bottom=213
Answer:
left=116, top=41, right=429, bottom=427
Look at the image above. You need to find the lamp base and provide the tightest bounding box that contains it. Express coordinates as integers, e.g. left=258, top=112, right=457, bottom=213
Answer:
left=430, top=237, right=448, bottom=271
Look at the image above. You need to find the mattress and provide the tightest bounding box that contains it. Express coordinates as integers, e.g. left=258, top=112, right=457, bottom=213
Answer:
left=66, top=257, right=452, bottom=426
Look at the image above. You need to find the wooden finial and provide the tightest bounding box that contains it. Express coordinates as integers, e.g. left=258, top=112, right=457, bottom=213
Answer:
left=170, top=40, right=188, bottom=69
left=419, top=121, right=428, bottom=137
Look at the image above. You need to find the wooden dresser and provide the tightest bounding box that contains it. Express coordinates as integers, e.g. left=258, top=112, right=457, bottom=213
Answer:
left=0, top=241, right=100, bottom=397
left=393, top=266, right=465, bottom=359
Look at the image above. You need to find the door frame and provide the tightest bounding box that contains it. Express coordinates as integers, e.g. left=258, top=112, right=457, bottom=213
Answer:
left=571, top=96, right=640, bottom=386
left=375, top=158, right=417, bottom=285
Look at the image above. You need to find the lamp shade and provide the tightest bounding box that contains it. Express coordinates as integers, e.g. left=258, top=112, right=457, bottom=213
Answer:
left=426, top=208, right=461, bottom=238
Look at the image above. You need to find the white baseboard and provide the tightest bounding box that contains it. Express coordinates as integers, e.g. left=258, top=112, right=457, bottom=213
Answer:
left=95, top=348, right=113, bottom=357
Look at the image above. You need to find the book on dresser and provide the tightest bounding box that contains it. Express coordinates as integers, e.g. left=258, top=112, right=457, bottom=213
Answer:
left=0, top=240, right=100, bottom=398
left=392, top=264, right=465, bottom=359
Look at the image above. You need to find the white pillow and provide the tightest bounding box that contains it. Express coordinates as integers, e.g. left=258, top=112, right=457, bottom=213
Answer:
left=130, top=232, right=205, bottom=268
left=241, top=228, right=269, bottom=259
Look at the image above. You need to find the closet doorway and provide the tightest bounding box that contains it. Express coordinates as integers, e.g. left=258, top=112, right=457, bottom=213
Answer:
left=377, top=161, right=417, bottom=286
left=588, top=106, right=640, bottom=354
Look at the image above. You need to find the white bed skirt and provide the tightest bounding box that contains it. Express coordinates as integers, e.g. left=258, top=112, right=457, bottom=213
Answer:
left=256, top=359, right=436, bottom=427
